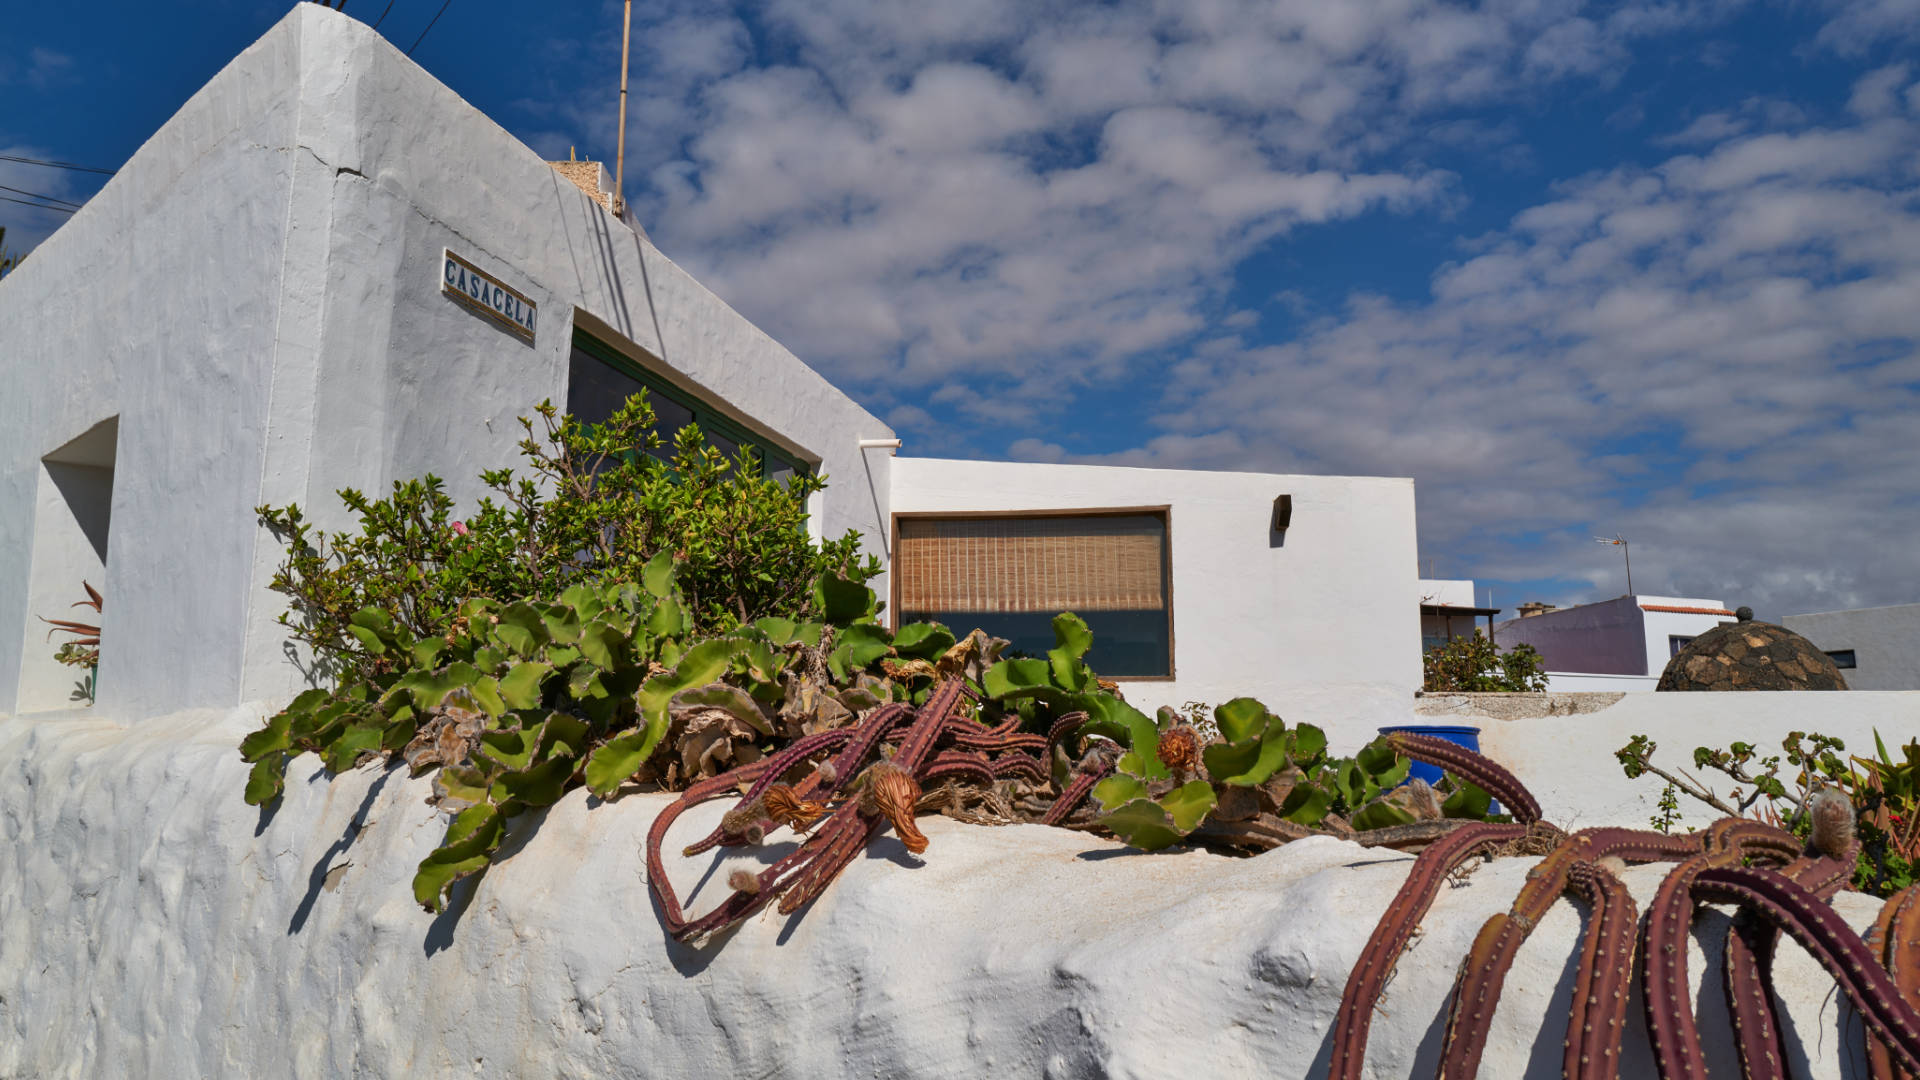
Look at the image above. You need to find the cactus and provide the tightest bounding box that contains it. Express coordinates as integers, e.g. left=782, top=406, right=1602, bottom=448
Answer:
left=1867, top=884, right=1920, bottom=1080
left=1691, top=864, right=1920, bottom=1075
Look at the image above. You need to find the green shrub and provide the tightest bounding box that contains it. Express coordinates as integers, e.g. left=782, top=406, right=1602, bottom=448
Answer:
left=257, top=393, right=878, bottom=681
left=1421, top=635, right=1548, bottom=693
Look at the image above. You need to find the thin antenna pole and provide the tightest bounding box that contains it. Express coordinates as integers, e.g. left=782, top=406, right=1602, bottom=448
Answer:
left=1623, top=540, right=1633, bottom=596
left=614, top=0, right=632, bottom=217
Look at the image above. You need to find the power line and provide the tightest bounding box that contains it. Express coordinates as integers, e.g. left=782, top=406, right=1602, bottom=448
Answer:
left=0, top=194, right=75, bottom=213
left=0, top=184, right=81, bottom=210
left=0, top=154, right=115, bottom=176
left=373, top=0, right=397, bottom=30
left=406, top=0, right=454, bottom=56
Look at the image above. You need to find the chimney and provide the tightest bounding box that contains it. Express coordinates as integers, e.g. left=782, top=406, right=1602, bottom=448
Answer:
left=1516, top=601, right=1557, bottom=618
left=548, top=152, right=622, bottom=217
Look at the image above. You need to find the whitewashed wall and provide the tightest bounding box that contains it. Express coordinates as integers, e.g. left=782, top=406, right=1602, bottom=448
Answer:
left=1416, top=689, right=1920, bottom=830
left=1787, top=602, right=1920, bottom=690
left=0, top=7, right=893, bottom=718
left=890, top=457, right=1421, bottom=743
left=1, top=699, right=1903, bottom=1079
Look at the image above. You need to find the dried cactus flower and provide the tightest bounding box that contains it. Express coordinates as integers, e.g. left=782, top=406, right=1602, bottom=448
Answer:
left=814, top=760, right=838, bottom=786
left=859, top=761, right=928, bottom=855
left=1157, top=725, right=1201, bottom=775
left=1596, top=855, right=1629, bottom=879
left=727, top=868, right=762, bottom=895
left=763, top=783, right=827, bottom=830
left=1808, top=786, right=1856, bottom=858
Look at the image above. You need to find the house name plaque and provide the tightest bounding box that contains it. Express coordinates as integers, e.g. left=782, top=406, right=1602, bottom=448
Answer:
left=442, top=249, right=536, bottom=342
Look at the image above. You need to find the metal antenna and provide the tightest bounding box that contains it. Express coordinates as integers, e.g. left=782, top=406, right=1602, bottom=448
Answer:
left=614, top=0, right=632, bottom=219
left=1594, top=535, right=1632, bottom=595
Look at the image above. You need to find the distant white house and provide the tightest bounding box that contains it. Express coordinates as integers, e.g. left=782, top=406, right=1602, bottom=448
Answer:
left=1783, top=602, right=1920, bottom=690
left=1492, top=595, right=1738, bottom=691
left=0, top=7, right=1427, bottom=735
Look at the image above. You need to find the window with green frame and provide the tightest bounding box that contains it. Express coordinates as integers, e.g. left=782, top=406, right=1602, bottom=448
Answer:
left=567, top=330, right=809, bottom=484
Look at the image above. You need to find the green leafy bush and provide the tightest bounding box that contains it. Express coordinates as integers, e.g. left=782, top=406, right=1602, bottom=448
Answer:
left=1422, top=635, right=1548, bottom=693
left=1079, top=695, right=1497, bottom=851
left=257, top=393, right=877, bottom=681
left=1617, top=729, right=1920, bottom=895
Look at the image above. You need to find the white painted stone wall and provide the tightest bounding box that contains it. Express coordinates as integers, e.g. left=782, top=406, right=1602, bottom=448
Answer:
left=1787, top=602, right=1920, bottom=690
left=0, top=7, right=894, bottom=720
left=890, top=457, right=1422, bottom=743
left=0, top=702, right=1896, bottom=1079
left=1419, top=688, right=1920, bottom=830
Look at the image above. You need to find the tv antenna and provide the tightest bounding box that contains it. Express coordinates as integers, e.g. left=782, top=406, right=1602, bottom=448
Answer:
left=1595, top=534, right=1633, bottom=595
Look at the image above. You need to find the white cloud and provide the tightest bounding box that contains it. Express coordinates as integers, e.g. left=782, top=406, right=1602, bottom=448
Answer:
left=1105, top=106, right=1920, bottom=615
left=518, top=1, right=1920, bottom=616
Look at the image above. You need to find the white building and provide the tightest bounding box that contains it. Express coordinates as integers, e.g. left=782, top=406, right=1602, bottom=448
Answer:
left=0, top=7, right=1421, bottom=736
left=1783, top=602, right=1920, bottom=690
left=1492, top=594, right=1737, bottom=691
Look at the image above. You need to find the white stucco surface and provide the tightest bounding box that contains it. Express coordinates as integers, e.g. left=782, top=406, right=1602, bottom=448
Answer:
left=890, top=457, right=1422, bottom=743
left=0, top=704, right=1895, bottom=1079
left=0, top=7, right=892, bottom=719
left=1787, top=602, right=1920, bottom=690
left=1434, top=689, right=1920, bottom=831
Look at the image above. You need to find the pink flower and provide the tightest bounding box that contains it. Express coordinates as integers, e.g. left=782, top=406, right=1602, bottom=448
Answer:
left=451, top=520, right=469, bottom=536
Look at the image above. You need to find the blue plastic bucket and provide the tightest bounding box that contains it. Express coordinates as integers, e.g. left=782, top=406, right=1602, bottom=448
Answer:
left=1376, top=724, right=1483, bottom=789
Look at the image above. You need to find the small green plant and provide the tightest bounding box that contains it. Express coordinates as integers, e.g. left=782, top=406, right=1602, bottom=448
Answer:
left=258, top=394, right=877, bottom=682
left=1617, top=729, right=1918, bottom=895
left=1078, top=696, right=1497, bottom=851
left=1422, top=635, right=1548, bottom=693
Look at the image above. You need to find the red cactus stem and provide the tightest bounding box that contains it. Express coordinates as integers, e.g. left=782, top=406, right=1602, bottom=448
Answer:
left=1044, top=711, right=1092, bottom=763
left=1437, top=827, right=1692, bottom=1079
left=814, top=702, right=916, bottom=799
left=1562, top=858, right=1640, bottom=1080
left=943, top=722, right=1046, bottom=753
left=1328, top=821, right=1532, bottom=1080
left=988, top=751, right=1046, bottom=782
left=919, top=750, right=998, bottom=786
left=1691, top=864, right=1920, bottom=1076
left=1868, top=885, right=1920, bottom=1080
left=1639, top=819, right=1812, bottom=1080
left=1041, top=746, right=1117, bottom=827
left=1382, top=730, right=1542, bottom=825
left=647, top=769, right=778, bottom=935
left=890, top=677, right=972, bottom=772
left=1724, top=848, right=1861, bottom=1080
left=681, top=730, right=855, bottom=856
left=776, top=810, right=877, bottom=916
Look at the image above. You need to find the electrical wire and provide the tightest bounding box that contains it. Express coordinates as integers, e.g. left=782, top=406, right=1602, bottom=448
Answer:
left=373, top=0, right=397, bottom=30
left=0, top=154, right=115, bottom=176
left=0, top=194, right=75, bottom=213
left=406, top=0, right=454, bottom=56
left=0, top=184, right=81, bottom=210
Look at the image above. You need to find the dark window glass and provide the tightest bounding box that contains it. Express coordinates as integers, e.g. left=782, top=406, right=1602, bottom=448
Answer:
left=569, top=331, right=811, bottom=480
left=1669, top=635, right=1694, bottom=657
left=1826, top=649, right=1857, bottom=669
left=895, top=513, right=1171, bottom=677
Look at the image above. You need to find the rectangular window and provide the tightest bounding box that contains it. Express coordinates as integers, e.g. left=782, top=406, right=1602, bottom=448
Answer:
left=1669, top=635, right=1694, bottom=657
left=1826, top=649, right=1857, bottom=669
left=893, top=510, right=1172, bottom=678
left=566, top=330, right=808, bottom=480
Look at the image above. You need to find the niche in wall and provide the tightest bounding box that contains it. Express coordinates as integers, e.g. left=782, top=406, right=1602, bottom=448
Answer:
left=16, top=417, right=118, bottom=712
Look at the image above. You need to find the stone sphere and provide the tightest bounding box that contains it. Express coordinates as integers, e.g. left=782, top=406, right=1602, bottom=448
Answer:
left=1656, top=616, right=1848, bottom=691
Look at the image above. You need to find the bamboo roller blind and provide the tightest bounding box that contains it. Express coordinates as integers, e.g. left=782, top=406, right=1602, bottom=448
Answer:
left=895, top=514, right=1167, bottom=613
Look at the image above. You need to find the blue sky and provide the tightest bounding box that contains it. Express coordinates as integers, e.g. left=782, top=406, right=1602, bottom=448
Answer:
left=6, top=0, right=1920, bottom=620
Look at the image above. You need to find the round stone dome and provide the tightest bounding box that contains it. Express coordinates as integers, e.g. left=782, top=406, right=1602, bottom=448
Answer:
left=1656, top=611, right=1848, bottom=691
